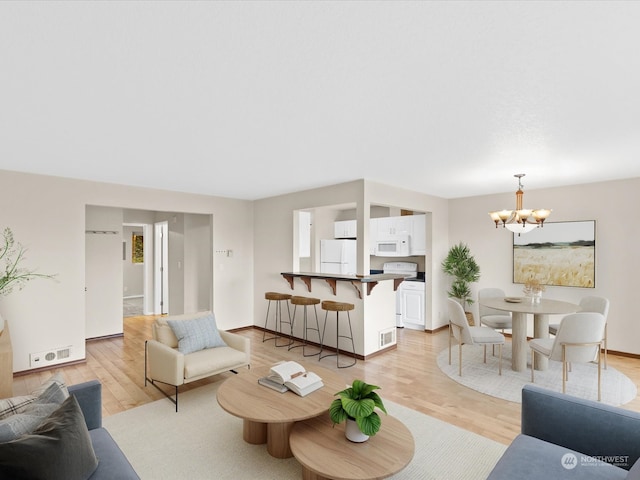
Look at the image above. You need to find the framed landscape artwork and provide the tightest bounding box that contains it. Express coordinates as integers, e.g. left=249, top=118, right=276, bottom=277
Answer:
left=513, top=220, right=595, bottom=288
left=132, top=233, right=144, bottom=264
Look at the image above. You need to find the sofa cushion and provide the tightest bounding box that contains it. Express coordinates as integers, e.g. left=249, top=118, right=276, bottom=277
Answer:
left=0, top=382, right=67, bottom=442
left=627, top=459, right=640, bottom=479
left=0, top=372, right=68, bottom=420
left=522, top=385, right=640, bottom=470
left=87, top=428, right=140, bottom=480
left=0, top=395, right=99, bottom=480
left=487, top=434, right=628, bottom=480
left=183, top=346, right=247, bottom=380
left=167, top=314, right=227, bottom=354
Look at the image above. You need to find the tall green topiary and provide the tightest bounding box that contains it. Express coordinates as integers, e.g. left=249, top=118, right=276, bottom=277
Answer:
left=442, top=242, right=480, bottom=311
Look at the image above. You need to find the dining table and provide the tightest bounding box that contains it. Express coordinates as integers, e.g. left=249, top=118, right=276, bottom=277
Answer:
left=479, top=297, right=580, bottom=372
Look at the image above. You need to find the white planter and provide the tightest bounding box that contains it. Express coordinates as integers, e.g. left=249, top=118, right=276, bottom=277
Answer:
left=0, top=312, right=4, bottom=335
left=345, top=418, right=369, bottom=443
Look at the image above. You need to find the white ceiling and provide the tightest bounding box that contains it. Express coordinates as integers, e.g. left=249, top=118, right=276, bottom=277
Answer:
left=1, top=1, right=639, bottom=200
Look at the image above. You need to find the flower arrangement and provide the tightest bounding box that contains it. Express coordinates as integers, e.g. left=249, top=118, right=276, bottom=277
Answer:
left=523, top=278, right=545, bottom=296
left=0, top=227, right=56, bottom=297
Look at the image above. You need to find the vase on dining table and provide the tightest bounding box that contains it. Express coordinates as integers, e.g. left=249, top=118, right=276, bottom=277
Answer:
left=529, top=291, right=542, bottom=305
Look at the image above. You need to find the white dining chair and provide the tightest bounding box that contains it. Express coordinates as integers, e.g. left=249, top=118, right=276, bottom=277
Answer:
left=549, top=296, right=610, bottom=368
left=478, top=288, right=512, bottom=355
left=531, top=312, right=606, bottom=401
left=448, top=298, right=505, bottom=376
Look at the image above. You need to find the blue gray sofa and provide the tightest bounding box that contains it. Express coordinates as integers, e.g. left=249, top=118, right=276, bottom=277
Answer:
left=488, top=385, right=640, bottom=479
left=69, top=380, right=139, bottom=480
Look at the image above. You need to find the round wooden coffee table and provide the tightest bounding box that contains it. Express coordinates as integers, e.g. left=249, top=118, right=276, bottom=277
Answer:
left=290, top=411, right=415, bottom=480
left=216, top=362, right=346, bottom=459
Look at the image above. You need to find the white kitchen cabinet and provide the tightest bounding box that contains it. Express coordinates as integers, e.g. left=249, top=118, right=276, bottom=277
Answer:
left=334, top=220, right=357, bottom=238
left=401, top=282, right=425, bottom=330
left=375, top=216, right=412, bottom=240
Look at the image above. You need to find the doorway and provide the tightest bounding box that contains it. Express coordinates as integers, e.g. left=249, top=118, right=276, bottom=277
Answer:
left=86, top=207, right=213, bottom=339
left=123, top=223, right=155, bottom=316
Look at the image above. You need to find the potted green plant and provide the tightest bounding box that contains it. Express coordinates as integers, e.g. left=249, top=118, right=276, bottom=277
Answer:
left=442, top=242, right=480, bottom=325
left=329, top=379, right=387, bottom=442
left=0, top=227, right=56, bottom=333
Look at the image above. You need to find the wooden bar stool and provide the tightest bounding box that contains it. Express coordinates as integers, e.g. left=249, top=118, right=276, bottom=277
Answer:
left=288, top=296, right=322, bottom=357
left=319, top=300, right=356, bottom=368
left=262, top=292, right=293, bottom=347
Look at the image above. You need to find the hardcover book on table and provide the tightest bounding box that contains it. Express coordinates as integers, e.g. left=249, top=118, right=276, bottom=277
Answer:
left=262, top=361, right=323, bottom=397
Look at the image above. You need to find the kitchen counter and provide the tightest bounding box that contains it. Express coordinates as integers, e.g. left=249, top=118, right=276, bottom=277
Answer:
left=281, top=272, right=408, bottom=299
left=278, top=272, right=399, bottom=357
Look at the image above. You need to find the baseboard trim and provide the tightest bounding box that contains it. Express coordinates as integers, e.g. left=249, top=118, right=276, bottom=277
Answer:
left=14, top=358, right=86, bottom=377
left=425, top=325, right=449, bottom=334
left=87, top=333, right=124, bottom=342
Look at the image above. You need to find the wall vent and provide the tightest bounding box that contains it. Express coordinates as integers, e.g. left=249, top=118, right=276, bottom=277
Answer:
left=30, top=347, right=72, bottom=368
left=379, top=327, right=396, bottom=348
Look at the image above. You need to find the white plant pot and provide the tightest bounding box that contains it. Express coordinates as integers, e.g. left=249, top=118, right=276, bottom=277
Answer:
left=345, top=418, right=369, bottom=443
left=0, top=312, right=4, bottom=335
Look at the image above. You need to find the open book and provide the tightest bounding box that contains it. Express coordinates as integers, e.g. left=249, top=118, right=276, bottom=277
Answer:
left=265, top=361, right=324, bottom=397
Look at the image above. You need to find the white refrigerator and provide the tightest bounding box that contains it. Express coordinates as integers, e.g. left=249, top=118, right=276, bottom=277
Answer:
left=320, top=239, right=357, bottom=275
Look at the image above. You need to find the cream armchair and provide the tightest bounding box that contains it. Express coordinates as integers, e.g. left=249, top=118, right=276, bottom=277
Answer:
left=145, top=312, right=250, bottom=411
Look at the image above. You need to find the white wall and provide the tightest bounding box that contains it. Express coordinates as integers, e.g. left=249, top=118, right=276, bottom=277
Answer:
left=253, top=181, right=365, bottom=321
left=448, top=177, right=640, bottom=355
left=0, top=169, right=254, bottom=372
left=184, top=213, right=213, bottom=313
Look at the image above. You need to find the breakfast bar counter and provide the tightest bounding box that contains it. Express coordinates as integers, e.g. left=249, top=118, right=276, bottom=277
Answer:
left=277, top=271, right=400, bottom=358
left=281, top=272, right=407, bottom=299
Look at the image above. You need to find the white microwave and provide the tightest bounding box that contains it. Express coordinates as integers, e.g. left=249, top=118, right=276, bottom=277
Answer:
left=374, top=235, right=410, bottom=257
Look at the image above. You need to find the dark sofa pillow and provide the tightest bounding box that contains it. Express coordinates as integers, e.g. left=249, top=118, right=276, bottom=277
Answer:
left=0, top=395, right=98, bottom=480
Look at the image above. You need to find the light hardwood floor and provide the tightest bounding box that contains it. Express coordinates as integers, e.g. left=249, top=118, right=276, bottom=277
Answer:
left=13, top=315, right=640, bottom=446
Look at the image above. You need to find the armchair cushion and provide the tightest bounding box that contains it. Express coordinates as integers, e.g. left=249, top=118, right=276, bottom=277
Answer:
left=183, top=345, right=248, bottom=379
left=167, top=314, right=227, bottom=354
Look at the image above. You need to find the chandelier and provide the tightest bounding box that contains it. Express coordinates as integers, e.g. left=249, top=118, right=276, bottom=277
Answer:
left=489, top=174, right=551, bottom=234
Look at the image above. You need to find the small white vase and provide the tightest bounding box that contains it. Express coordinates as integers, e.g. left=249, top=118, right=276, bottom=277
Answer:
left=345, top=418, right=369, bottom=443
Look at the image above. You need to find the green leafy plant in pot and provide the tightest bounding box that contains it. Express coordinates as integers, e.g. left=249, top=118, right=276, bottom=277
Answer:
left=442, top=242, right=480, bottom=325
left=0, top=227, right=57, bottom=334
left=329, top=379, right=387, bottom=442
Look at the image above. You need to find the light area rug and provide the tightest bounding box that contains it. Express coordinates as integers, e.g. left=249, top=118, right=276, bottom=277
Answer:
left=437, top=342, right=637, bottom=406
left=104, top=381, right=506, bottom=480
